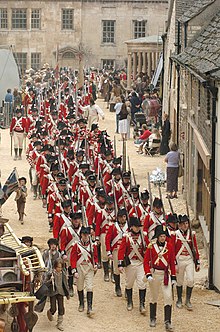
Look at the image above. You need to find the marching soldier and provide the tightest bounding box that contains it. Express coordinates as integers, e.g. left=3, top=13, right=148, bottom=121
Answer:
left=144, top=224, right=176, bottom=331
left=70, top=226, right=98, bottom=316
left=10, top=108, right=27, bottom=160
left=118, top=216, right=147, bottom=314
left=175, top=214, right=200, bottom=310
left=143, top=197, right=166, bottom=240
left=106, top=207, right=128, bottom=296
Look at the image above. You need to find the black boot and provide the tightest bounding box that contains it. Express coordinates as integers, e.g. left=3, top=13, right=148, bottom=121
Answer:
left=126, top=288, right=133, bottom=311
left=164, top=305, right=173, bottom=331
left=149, top=303, right=157, bottom=327
left=114, top=274, right=122, bottom=297
left=103, top=261, right=109, bottom=282
left=78, top=290, right=84, bottom=312
left=176, top=286, right=183, bottom=309
left=14, top=148, right=18, bottom=160
left=139, top=289, right=146, bottom=315
left=33, top=185, right=38, bottom=199
left=185, top=286, right=193, bottom=310
left=87, top=291, right=94, bottom=317
left=68, top=269, right=74, bottom=297
left=18, top=148, right=22, bottom=160
left=111, top=261, right=115, bottom=283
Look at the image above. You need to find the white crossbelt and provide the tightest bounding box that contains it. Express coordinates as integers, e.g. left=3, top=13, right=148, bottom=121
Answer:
left=127, top=234, right=144, bottom=262
left=153, top=242, right=168, bottom=266
left=176, top=229, right=193, bottom=260
left=111, top=222, right=128, bottom=247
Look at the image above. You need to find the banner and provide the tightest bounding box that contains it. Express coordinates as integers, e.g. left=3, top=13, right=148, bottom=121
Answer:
left=0, top=168, right=19, bottom=206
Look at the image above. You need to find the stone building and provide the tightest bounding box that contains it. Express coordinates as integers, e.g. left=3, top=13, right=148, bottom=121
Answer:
left=163, top=0, right=220, bottom=290
left=0, top=0, right=168, bottom=73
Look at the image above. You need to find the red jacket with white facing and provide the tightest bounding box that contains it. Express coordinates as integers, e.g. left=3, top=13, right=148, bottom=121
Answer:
left=144, top=241, right=176, bottom=280
left=10, top=117, right=27, bottom=133
left=175, top=229, right=200, bottom=264
left=70, top=241, right=98, bottom=271
left=118, top=231, right=148, bottom=265
left=95, top=209, right=116, bottom=238
left=105, top=222, right=129, bottom=252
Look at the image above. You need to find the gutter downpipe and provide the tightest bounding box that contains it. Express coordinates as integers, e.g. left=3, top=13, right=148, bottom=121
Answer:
left=176, top=21, right=181, bottom=145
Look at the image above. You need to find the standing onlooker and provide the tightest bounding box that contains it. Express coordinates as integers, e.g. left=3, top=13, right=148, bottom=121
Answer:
left=164, top=142, right=180, bottom=199
left=160, top=113, right=171, bottom=155
left=46, top=258, right=70, bottom=331
left=114, top=96, right=123, bottom=133
left=130, top=92, right=141, bottom=124
left=118, top=101, right=129, bottom=141
left=81, top=99, right=105, bottom=130
left=5, top=88, right=13, bottom=121
left=13, top=88, right=22, bottom=111
left=15, top=177, right=27, bottom=223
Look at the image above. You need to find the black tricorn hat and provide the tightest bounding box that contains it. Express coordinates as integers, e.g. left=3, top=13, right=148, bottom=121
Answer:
left=87, top=174, right=97, bottom=181
left=80, top=226, right=91, bottom=235
left=178, top=214, right=189, bottom=223
left=56, top=172, right=65, bottom=179
left=117, top=208, right=127, bottom=217
left=76, top=150, right=84, bottom=157
left=129, top=216, right=142, bottom=227
left=122, top=171, right=131, bottom=178
left=130, top=185, right=140, bottom=193
left=50, top=163, right=59, bottom=172
left=47, top=238, right=59, bottom=246
left=91, top=123, right=98, bottom=131
left=152, top=224, right=169, bottom=239
left=111, top=167, right=122, bottom=176
left=166, top=213, right=178, bottom=224
left=33, top=140, right=42, bottom=147
left=153, top=197, right=163, bottom=208
left=113, top=157, right=122, bottom=165
left=70, top=211, right=82, bottom=220
left=58, top=178, right=68, bottom=186
left=79, top=163, right=90, bottom=169
left=141, top=190, right=149, bottom=200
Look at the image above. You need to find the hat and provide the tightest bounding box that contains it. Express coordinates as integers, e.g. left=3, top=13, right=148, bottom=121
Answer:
left=20, top=236, right=33, bottom=243
left=117, top=208, right=127, bottom=217
left=47, top=238, right=58, bottom=246
left=153, top=197, right=163, bottom=208
left=111, top=168, right=122, bottom=176
left=178, top=214, right=189, bottom=223
left=56, top=172, right=65, bottom=179
left=80, top=226, right=91, bottom=235
left=113, top=157, right=122, bottom=165
left=91, top=123, right=98, bottom=131
left=87, top=174, right=97, bottom=181
left=15, top=108, right=22, bottom=113
left=76, top=118, right=87, bottom=124
left=105, top=196, right=114, bottom=205
left=96, top=187, right=106, bottom=197
left=130, top=186, right=140, bottom=193
left=76, top=150, right=84, bottom=157
left=58, top=178, right=68, bottom=186
left=104, top=150, right=112, bottom=157
left=152, top=225, right=169, bottom=239
left=122, top=171, right=131, bottom=178
left=33, top=140, right=42, bottom=147
left=30, top=133, right=37, bottom=139
left=50, top=163, right=59, bottom=172
left=79, top=163, right=90, bottom=170
left=141, top=190, right=149, bottom=200
left=166, top=213, right=178, bottom=224
left=56, top=139, right=66, bottom=146
left=41, top=144, right=52, bottom=152
left=66, top=112, right=75, bottom=119
left=18, top=177, right=27, bottom=183
left=70, top=211, right=82, bottom=220
left=57, top=121, right=67, bottom=130
left=61, top=199, right=72, bottom=208
left=129, top=216, right=142, bottom=227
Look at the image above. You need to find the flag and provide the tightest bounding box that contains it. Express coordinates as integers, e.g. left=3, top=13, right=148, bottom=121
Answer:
left=0, top=168, right=19, bottom=206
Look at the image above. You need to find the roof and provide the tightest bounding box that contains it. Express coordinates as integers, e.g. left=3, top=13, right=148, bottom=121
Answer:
left=173, top=11, right=220, bottom=79
left=179, top=0, right=216, bottom=23
left=125, top=35, right=162, bottom=44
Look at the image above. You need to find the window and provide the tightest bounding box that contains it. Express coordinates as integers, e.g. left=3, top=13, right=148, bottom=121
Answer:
left=62, top=9, right=74, bottom=30
left=31, top=53, right=41, bottom=70
left=31, top=9, right=41, bottom=29
left=12, top=9, right=27, bottom=29
left=0, top=8, right=8, bottom=29
left=63, top=52, right=74, bottom=59
left=15, top=53, right=27, bottom=74
left=102, top=20, right=115, bottom=43
left=102, top=59, right=115, bottom=70
left=133, top=20, right=146, bottom=39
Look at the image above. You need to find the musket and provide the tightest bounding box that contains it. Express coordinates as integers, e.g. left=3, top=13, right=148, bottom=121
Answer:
left=186, top=200, right=197, bottom=267
left=10, top=134, right=13, bottom=156
left=82, top=201, right=95, bottom=268
left=158, top=185, right=166, bottom=220
left=131, top=195, right=146, bottom=250
left=127, top=156, right=131, bottom=173
left=132, top=168, right=137, bottom=187
left=147, top=172, right=153, bottom=210
left=114, top=136, right=117, bottom=157
left=122, top=138, right=126, bottom=172
left=168, top=197, right=174, bottom=214
left=111, top=178, right=118, bottom=216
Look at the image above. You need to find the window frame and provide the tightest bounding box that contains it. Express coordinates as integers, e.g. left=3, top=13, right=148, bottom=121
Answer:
left=12, top=8, right=27, bottom=30
left=61, top=8, right=74, bottom=30
left=133, top=20, right=146, bottom=39
left=0, top=8, right=8, bottom=29
left=102, top=59, right=115, bottom=70
left=14, top=52, right=27, bottom=75
left=31, top=52, right=41, bottom=70
left=31, top=9, right=41, bottom=30
left=102, top=20, right=115, bottom=44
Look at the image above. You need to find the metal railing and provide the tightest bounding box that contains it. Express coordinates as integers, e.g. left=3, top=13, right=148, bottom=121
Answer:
left=0, top=101, right=12, bottom=128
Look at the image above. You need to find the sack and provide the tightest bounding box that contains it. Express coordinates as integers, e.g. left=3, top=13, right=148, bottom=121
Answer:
left=34, top=283, right=49, bottom=300
left=122, top=256, right=131, bottom=267
left=178, top=164, right=184, bottom=177
left=34, top=296, right=47, bottom=313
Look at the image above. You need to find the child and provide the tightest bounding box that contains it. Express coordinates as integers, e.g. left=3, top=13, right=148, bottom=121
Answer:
left=15, top=177, right=27, bottom=224
left=46, top=258, right=70, bottom=331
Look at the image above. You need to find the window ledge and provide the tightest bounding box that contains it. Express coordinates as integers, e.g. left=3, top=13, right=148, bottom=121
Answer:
left=100, top=43, right=116, bottom=47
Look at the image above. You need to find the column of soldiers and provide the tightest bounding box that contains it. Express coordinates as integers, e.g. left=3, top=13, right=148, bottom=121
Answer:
left=15, top=70, right=200, bottom=332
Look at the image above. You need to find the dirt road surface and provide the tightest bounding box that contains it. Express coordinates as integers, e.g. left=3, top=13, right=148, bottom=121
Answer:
left=0, top=99, right=219, bottom=332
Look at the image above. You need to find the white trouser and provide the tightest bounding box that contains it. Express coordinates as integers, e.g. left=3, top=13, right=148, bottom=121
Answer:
left=176, top=255, right=194, bottom=287
left=125, top=260, right=146, bottom=290
left=88, top=115, right=98, bottom=129
left=112, top=249, right=119, bottom=275
left=149, top=270, right=172, bottom=306
left=14, top=132, right=24, bottom=149
left=31, top=167, right=38, bottom=185
left=100, top=233, right=108, bottom=262
left=76, top=263, right=94, bottom=292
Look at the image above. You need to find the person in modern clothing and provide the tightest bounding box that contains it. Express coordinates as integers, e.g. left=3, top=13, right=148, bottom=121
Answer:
left=114, top=96, right=123, bottom=133
left=160, top=113, right=171, bottom=155
left=135, top=124, right=152, bottom=154
left=81, top=99, right=105, bottom=130
left=164, top=142, right=180, bottom=199
left=118, top=102, right=129, bottom=141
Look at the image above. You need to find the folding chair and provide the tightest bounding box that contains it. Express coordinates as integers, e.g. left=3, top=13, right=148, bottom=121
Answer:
left=144, top=138, right=161, bottom=156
